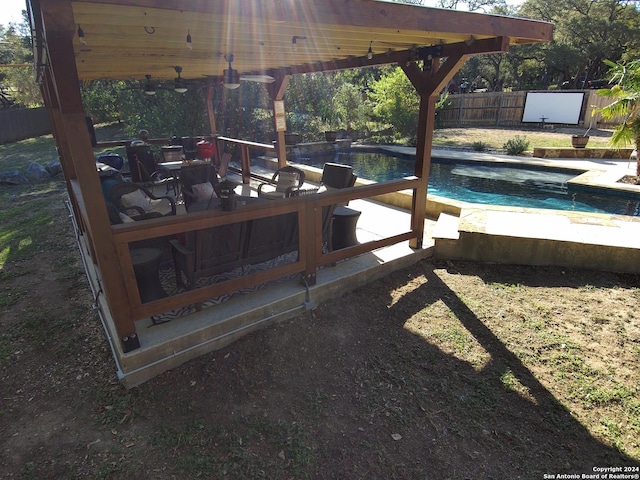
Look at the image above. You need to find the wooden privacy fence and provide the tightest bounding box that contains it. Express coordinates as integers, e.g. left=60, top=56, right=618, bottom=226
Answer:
left=436, top=90, right=616, bottom=128
left=0, top=107, right=51, bottom=144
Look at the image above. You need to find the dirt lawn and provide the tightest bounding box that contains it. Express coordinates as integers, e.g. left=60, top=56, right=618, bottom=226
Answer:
left=1, top=128, right=639, bottom=478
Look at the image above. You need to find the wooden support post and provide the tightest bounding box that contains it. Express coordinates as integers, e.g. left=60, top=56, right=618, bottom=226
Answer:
left=39, top=0, right=137, bottom=350
left=205, top=80, right=220, bottom=164
left=403, top=53, right=469, bottom=249
left=266, top=74, right=291, bottom=168
left=240, top=145, right=251, bottom=184
left=301, top=198, right=320, bottom=286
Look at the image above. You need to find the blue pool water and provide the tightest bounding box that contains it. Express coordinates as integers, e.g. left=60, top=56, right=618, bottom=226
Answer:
left=295, top=151, right=640, bottom=217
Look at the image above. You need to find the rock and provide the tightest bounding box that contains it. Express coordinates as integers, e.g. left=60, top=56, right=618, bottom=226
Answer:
left=25, top=162, right=50, bottom=182
left=45, top=159, right=63, bottom=176
left=0, top=170, right=30, bottom=185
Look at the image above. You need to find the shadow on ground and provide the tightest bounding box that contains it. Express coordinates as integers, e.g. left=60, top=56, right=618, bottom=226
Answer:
left=133, top=259, right=639, bottom=479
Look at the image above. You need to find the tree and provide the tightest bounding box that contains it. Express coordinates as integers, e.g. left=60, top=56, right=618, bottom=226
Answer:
left=517, top=0, right=640, bottom=89
left=0, top=20, right=41, bottom=108
left=595, top=59, right=640, bottom=181
left=81, top=80, right=128, bottom=123
left=334, top=82, right=367, bottom=136
left=434, top=0, right=508, bottom=12
left=369, top=66, right=420, bottom=143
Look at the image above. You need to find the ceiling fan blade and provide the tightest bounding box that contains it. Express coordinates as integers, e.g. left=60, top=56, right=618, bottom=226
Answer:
left=239, top=74, right=275, bottom=83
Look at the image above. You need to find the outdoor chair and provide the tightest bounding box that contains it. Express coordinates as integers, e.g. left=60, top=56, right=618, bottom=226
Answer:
left=126, top=143, right=178, bottom=196
left=108, top=181, right=176, bottom=223
left=257, top=165, right=305, bottom=199
left=180, top=163, right=220, bottom=212
left=320, top=162, right=357, bottom=206
left=321, top=162, right=357, bottom=190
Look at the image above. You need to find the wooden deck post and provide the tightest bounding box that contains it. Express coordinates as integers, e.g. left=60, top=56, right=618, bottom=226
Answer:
left=403, top=44, right=490, bottom=248
left=39, top=0, right=138, bottom=350
left=266, top=75, right=291, bottom=168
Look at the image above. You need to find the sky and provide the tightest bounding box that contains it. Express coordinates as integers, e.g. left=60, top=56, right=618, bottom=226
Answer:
left=0, top=0, right=526, bottom=29
left=1, top=0, right=26, bottom=28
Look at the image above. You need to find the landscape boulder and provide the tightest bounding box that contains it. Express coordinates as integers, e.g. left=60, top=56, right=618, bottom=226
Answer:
left=45, top=159, right=63, bottom=176
left=0, top=170, right=30, bottom=185
left=26, top=162, right=50, bottom=182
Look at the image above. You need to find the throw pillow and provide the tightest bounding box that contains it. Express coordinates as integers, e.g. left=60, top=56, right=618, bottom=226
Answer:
left=192, top=182, right=217, bottom=202
left=276, top=171, right=299, bottom=193
left=121, top=189, right=154, bottom=212
left=118, top=212, right=135, bottom=223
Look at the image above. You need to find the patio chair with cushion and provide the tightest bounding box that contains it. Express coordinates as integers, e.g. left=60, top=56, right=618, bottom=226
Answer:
left=257, top=165, right=305, bottom=199
left=180, top=163, right=221, bottom=212
left=108, top=181, right=176, bottom=223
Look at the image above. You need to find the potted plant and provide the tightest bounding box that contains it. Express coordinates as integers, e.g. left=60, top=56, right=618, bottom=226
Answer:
left=595, top=59, right=640, bottom=182
left=284, top=132, right=300, bottom=145
left=284, top=112, right=303, bottom=145
left=320, top=104, right=342, bottom=142
left=571, top=133, right=590, bottom=148
left=571, top=123, right=592, bottom=148
left=324, top=130, right=338, bottom=142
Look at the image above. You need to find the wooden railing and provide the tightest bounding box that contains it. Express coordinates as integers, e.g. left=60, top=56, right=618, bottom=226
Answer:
left=78, top=135, right=424, bottom=338
left=215, top=136, right=275, bottom=183
left=100, top=176, right=421, bottom=322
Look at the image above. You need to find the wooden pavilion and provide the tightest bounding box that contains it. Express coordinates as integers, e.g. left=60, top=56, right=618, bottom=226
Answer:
left=26, top=0, right=552, bottom=385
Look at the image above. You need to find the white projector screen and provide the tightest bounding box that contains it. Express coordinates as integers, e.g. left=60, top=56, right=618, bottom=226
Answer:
left=522, top=92, right=584, bottom=124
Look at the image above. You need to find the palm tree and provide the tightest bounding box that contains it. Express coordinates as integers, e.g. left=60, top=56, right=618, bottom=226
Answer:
left=595, top=59, right=640, bottom=182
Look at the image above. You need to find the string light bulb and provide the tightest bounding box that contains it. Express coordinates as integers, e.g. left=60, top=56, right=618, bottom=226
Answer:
left=367, top=41, right=373, bottom=60
left=77, top=25, right=86, bottom=45
left=186, top=30, right=192, bottom=50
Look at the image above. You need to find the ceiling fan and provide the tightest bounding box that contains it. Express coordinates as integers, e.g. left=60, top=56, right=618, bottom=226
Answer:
left=142, top=74, right=158, bottom=95
left=128, top=68, right=199, bottom=95
left=173, top=66, right=188, bottom=93
left=123, top=74, right=168, bottom=95
left=223, top=54, right=275, bottom=89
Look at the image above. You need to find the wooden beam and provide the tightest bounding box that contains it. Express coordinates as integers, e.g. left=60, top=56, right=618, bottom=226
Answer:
left=441, top=36, right=510, bottom=58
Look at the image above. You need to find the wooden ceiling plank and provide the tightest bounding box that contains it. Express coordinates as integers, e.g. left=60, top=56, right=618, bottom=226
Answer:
left=66, top=0, right=552, bottom=82
left=73, top=0, right=552, bottom=43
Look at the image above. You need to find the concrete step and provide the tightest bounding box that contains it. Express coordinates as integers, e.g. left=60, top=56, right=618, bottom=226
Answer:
left=432, top=212, right=460, bottom=240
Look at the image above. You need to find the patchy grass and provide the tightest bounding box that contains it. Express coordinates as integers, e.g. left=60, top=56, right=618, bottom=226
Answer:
left=432, top=126, right=614, bottom=151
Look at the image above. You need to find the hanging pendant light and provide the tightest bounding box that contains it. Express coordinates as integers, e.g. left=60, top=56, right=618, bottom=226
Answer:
left=77, top=25, right=87, bottom=45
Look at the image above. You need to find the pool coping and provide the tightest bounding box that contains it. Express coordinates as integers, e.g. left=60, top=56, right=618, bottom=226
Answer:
left=263, top=149, right=640, bottom=273
left=266, top=145, right=640, bottom=216
left=371, top=145, right=640, bottom=209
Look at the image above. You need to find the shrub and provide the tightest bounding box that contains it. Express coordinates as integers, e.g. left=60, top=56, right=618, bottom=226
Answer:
left=471, top=141, right=489, bottom=152
left=503, top=136, right=530, bottom=155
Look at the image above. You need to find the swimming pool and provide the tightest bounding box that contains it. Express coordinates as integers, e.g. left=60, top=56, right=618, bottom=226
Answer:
left=295, top=151, right=640, bottom=217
